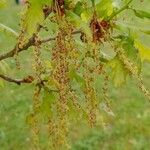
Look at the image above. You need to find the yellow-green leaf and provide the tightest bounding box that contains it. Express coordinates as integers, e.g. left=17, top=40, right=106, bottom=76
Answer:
left=134, top=41, right=150, bottom=62
left=133, top=9, right=150, bottom=19
left=109, top=57, right=127, bottom=87
left=40, top=91, right=56, bottom=119
left=96, top=0, right=113, bottom=19
left=23, top=4, right=44, bottom=37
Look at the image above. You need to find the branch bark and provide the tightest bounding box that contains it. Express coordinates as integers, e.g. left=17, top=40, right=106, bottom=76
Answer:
left=0, top=36, right=35, bottom=61
left=0, top=30, right=81, bottom=62
left=0, top=74, right=34, bottom=85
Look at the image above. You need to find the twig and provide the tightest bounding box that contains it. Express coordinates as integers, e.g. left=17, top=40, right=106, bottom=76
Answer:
left=41, top=30, right=82, bottom=43
left=0, top=74, right=34, bottom=85
left=0, top=36, right=35, bottom=61
left=0, top=30, right=81, bottom=61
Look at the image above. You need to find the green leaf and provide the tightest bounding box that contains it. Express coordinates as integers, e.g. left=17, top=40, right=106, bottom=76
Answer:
left=112, top=0, right=122, bottom=8
left=115, top=21, right=150, bottom=32
left=23, top=0, right=53, bottom=37
left=73, top=1, right=84, bottom=16
left=40, top=91, right=56, bottom=119
left=81, top=9, right=93, bottom=22
left=0, top=79, right=4, bottom=88
left=23, top=4, right=44, bottom=37
left=96, top=0, right=113, bottom=19
left=134, top=41, right=150, bottom=62
left=109, top=57, right=127, bottom=87
left=141, top=30, right=150, bottom=35
left=29, top=0, right=52, bottom=6
left=69, top=68, right=85, bottom=88
left=91, top=0, right=95, bottom=6
left=0, top=60, right=9, bottom=74
left=0, top=23, right=18, bottom=37
left=66, top=11, right=82, bottom=27
left=133, top=9, right=150, bottom=19
left=121, top=36, right=142, bottom=73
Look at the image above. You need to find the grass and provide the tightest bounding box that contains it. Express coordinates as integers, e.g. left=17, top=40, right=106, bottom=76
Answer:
left=0, top=1, right=150, bottom=150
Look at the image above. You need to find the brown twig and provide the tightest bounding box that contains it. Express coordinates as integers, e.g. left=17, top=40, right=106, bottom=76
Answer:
left=0, top=36, right=35, bottom=61
left=0, top=30, right=82, bottom=62
left=41, top=30, right=82, bottom=43
left=0, top=74, right=34, bottom=85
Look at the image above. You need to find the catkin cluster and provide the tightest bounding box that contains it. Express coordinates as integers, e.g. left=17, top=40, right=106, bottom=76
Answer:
left=18, top=1, right=150, bottom=150
left=50, top=21, right=73, bottom=149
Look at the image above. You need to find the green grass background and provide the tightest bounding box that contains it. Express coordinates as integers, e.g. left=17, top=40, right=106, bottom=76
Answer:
left=0, top=0, right=150, bottom=150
